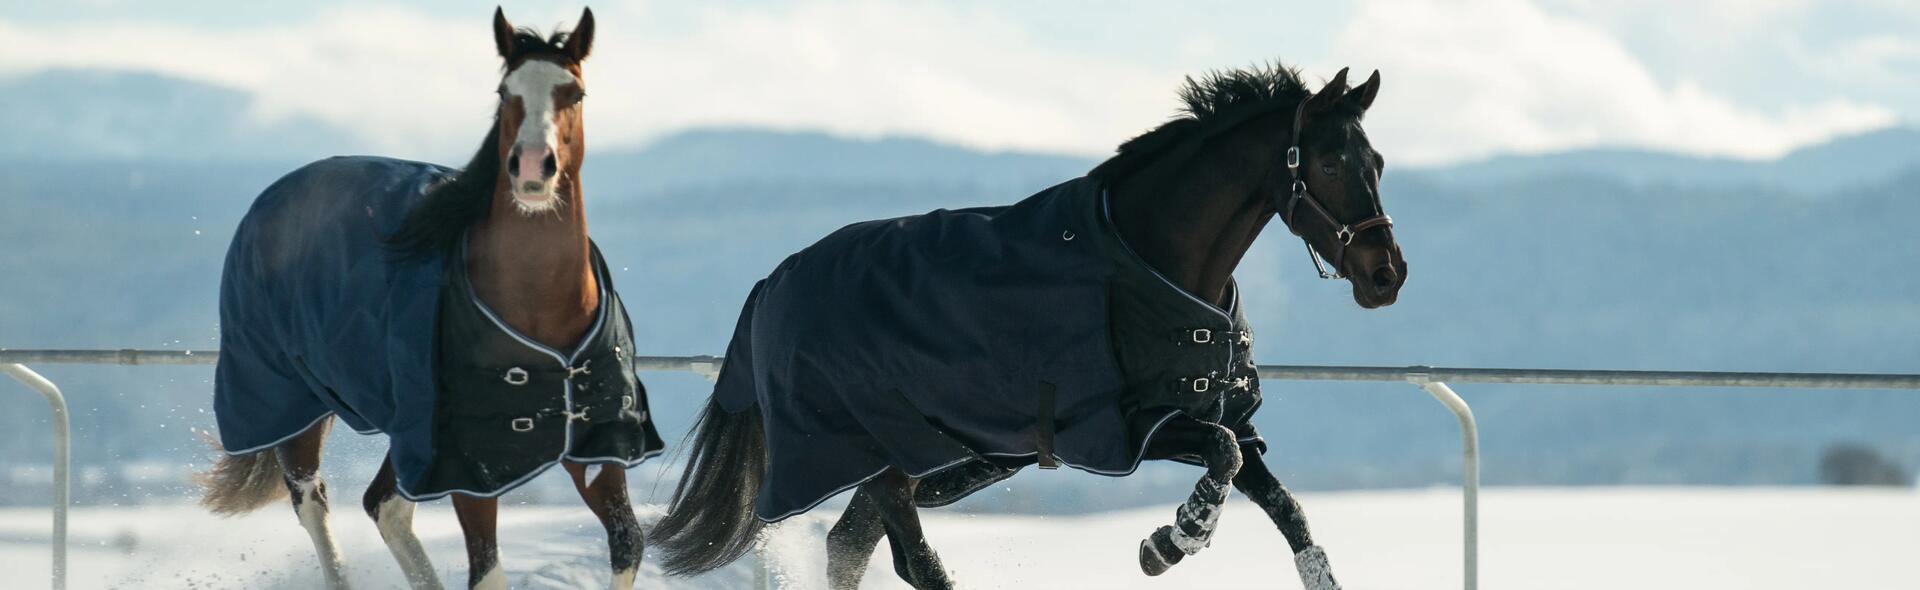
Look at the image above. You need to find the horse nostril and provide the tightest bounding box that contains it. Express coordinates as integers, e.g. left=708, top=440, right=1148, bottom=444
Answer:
left=506, top=152, right=521, bottom=176
left=1371, top=266, right=1398, bottom=290
left=541, top=153, right=558, bottom=179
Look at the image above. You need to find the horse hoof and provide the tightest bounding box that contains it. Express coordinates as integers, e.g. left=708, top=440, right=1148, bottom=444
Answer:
left=1138, top=526, right=1181, bottom=576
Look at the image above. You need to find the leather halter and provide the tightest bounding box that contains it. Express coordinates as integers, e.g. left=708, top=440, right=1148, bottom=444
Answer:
left=1275, top=98, right=1393, bottom=280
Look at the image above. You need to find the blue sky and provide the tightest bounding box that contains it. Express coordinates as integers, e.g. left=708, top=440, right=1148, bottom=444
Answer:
left=2, top=0, right=1914, bottom=165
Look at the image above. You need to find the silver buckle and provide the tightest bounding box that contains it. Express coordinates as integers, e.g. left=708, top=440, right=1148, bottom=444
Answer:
left=1285, top=146, right=1300, bottom=169
left=510, top=417, right=534, bottom=432
left=1190, top=377, right=1210, bottom=393
left=1335, top=226, right=1355, bottom=245
left=567, top=360, right=592, bottom=378
left=566, top=409, right=590, bottom=422
left=503, top=367, right=529, bottom=386
left=1191, top=329, right=1212, bottom=344
left=622, top=395, right=634, bottom=409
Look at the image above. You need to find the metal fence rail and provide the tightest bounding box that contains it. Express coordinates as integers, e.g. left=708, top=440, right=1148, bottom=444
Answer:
left=7, top=348, right=1920, bottom=590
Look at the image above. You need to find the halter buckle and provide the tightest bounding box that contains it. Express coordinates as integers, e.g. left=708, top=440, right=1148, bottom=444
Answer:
left=1285, top=146, right=1300, bottom=170
left=1336, top=226, right=1355, bottom=245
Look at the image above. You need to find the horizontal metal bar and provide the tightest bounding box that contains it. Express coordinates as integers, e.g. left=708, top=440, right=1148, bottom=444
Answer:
left=1258, top=365, right=1920, bottom=390
left=2, top=350, right=1917, bottom=390
left=0, top=349, right=219, bottom=366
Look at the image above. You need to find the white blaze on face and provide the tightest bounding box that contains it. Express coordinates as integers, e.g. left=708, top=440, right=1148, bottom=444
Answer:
left=502, top=60, right=579, bottom=213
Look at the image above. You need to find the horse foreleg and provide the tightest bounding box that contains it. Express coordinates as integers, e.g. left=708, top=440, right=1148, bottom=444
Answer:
left=276, top=419, right=350, bottom=589
left=862, top=470, right=955, bottom=590
left=1139, top=420, right=1242, bottom=576
left=452, top=494, right=504, bottom=590
left=826, top=488, right=886, bottom=590
left=564, top=462, right=644, bottom=589
left=1235, top=452, right=1341, bottom=590
left=363, top=456, right=441, bottom=589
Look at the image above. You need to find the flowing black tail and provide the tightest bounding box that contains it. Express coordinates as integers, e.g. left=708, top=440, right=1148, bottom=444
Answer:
left=649, top=397, right=768, bottom=575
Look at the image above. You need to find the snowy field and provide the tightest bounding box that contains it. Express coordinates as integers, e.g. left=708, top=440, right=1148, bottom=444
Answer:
left=3, top=487, right=1917, bottom=589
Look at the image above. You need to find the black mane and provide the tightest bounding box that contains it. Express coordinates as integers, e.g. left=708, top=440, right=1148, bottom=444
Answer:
left=385, top=28, right=576, bottom=258
left=1092, top=62, right=1351, bottom=182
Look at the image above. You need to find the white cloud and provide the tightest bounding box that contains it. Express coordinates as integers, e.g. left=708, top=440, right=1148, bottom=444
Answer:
left=0, top=2, right=1186, bottom=161
left=0, top=0, right=1905, bottom=165
left=591, top=1, right=1180, bottom=156
left=1336, top=0, right=1899, bottom=165
left=0, top=7, right=496, bottom=157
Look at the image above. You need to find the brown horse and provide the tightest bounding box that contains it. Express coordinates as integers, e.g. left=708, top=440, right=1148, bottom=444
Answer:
left=651, top=65, right=1403, bottom=589
left=198, top=8, right=655, bottom=590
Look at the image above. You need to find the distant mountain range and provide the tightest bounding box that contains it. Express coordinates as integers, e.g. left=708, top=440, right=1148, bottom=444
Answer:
left=0, top=69, right=356, bottom=161
left=6, top=69, right=1916, bottom=193
left=1410, top=126, right=1920, bottom=195
left=3, top=68, right=1917, bottom=511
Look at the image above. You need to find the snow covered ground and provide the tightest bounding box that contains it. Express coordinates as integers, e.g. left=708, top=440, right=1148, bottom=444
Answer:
left=2, top=487, right=1916, bottom=589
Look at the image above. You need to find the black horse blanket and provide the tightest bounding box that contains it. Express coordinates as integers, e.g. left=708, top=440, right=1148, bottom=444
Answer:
left=715, top=176, right=1264, bottom=522
left=214, top=156, right=663, bottom=500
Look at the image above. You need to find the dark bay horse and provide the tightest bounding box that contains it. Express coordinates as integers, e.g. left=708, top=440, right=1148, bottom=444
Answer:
left=651, top=64, right=1404, bottom=589
left=198, top=8, right=662, bottom=590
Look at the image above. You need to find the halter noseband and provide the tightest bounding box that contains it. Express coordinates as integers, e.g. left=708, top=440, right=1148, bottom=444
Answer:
left=1276, top=98, right=1393, bottom=280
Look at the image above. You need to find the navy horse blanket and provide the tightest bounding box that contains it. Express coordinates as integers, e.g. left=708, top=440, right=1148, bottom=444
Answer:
left=715, top=176, right=1264, bottom=522
left=214, top=156, right=663, bottom=500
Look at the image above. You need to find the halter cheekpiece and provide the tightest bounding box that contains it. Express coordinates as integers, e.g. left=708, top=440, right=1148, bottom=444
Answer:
left=1276, top=97, right=1393, bottom=280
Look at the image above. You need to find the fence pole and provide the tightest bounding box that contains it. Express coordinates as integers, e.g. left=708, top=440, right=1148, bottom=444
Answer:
left=1412, top=379, right=1477, bottom=590
left=4, top=364, right=69, bottom=590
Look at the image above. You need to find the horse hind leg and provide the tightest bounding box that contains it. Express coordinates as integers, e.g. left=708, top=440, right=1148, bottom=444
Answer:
left=863, top=470, right=955, bottom=590
left=826, top=488, right=886, bottom=590
left=274, top=417, right=351, bottom=589
left=1139, top=420, right=1242, bottom=577
left=363, top=455, right=442, bottom=589
left=564, top=462, right=644, bottom=589
left=1235, top=452, right=1341, bottom=590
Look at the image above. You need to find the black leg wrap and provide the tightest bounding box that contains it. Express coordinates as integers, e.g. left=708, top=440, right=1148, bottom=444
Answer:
left=609, top=518, right=643, bottom=573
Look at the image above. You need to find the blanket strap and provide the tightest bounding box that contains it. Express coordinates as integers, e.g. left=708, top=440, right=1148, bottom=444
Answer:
left=1036, top=380, right=1059, bottom=470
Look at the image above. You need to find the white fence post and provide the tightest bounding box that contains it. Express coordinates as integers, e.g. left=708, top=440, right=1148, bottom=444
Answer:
left=3, top=364, right=69, bottom=590
left=1412, top=379, right=1478, bottom=590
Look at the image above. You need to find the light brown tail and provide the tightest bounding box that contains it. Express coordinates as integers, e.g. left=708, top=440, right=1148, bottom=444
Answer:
left=196, top=434, right=288, bottom=515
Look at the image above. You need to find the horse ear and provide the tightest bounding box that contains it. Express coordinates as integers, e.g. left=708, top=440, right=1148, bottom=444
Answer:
left=565, top=7, right=596, bottom=62
left=1349, top=69, right=1381, bottom=111
left=493, top=7, right=516, bottom=59
left=1305, top=67, right=1351, bottom=114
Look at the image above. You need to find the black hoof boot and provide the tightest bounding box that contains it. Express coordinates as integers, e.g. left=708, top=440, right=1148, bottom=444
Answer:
left=1138, top=525, right=1184, bottom=576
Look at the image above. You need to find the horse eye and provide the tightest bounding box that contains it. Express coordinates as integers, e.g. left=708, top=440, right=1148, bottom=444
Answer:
left=1320, top=163, right=1338, bottom=176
